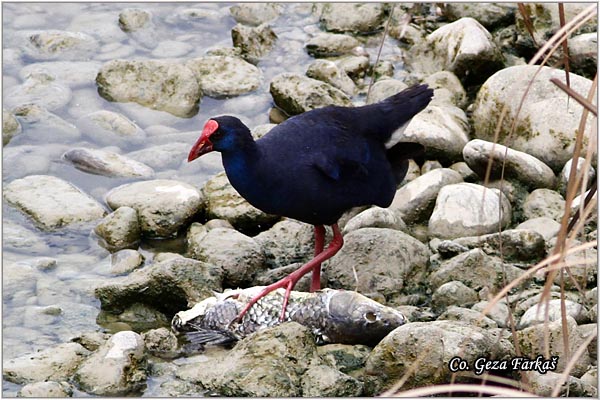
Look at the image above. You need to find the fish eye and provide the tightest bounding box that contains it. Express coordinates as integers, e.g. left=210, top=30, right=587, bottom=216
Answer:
left=364, top=311, right=378, bottom=323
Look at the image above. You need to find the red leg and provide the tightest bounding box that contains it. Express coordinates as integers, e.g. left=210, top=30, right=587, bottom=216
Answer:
left=237, top=223, right=344, bottom=322
left=311, top=225, right=326, bottom=292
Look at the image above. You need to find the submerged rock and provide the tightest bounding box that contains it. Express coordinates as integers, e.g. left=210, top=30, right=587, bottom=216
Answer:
left=62, top=148, right=154, bottom=178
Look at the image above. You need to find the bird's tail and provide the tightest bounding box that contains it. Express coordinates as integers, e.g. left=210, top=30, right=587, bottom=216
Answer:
left=357, top=84, right=434, bottom=144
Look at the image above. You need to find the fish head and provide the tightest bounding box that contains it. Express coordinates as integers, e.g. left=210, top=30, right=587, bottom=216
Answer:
left=321, top=290, right=407, bottom=346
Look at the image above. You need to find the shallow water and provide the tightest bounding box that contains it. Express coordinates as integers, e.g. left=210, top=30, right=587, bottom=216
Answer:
left=2, top=2, right=406, bottom=396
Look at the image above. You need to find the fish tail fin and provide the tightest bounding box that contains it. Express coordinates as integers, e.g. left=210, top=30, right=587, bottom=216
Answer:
left=184, top=328, right=238, bottom=346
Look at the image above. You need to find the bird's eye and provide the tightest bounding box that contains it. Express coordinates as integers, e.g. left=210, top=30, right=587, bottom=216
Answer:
left=211, top=129, right=224, bottom=140
left=364, top=311, right=378, bottom=323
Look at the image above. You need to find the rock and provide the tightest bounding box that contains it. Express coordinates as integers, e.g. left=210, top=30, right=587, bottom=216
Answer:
left=421, top=161, right=443, bottom=174
left=19, top=61, right=103, bottom=88
left=472, top=65, right=595, bottom=171
left=186, top=55, right=261, bottom=98
left=316, top=343, right=371, bottom=376
left=327, top=228, right=430, bottom=303
left=74, top=331, right=146, bottom=396
left=472, top=300, right=511, bottom=328
left=3, top=108, right=21, bottom=145
left=430, top=248, right=522, bottom=293
left=254, top=262, right=325, bottom=293
left=110, top=249, right=144, bottom=275
left=579, top=324, right=598, bottom=360
left=372, top=60, right=394, bottom=81
left=229, top=3, right=282, bottom=26
left=127, top=142, right=190, bottom=171
left=518, top=299, right=588, bottom=329
left=550, top=239, right=597, bottom=290
left=517, top=316, right=592, bottom=377
left=151, top=40, right=193, bottom=58
left=319, top=3, right=386, bottom=34
left=342, top=206, right=406, bottom=234
left=177, top=322, right=328, bottom=396
left=106, top=179, right=203, bottom=238
left=568, top=33, right=598, bottom=79
left=118, top=8, right=151, bottom=32
left=95, top=255, right=222, bottom=315
left=24, top=30, right=98, bottom=60
left=523, top=188, right=566, bottom=222
left=77, top=110, right=146, bottom=147
left=336, top=55, right=370, bottom=81
left=432, top=281, right=479, bottom=311
left=365, top=79, right=407, bottom=104
left=463, top=139, right=556, bottom=190
left=62, top=148, right=154, bottom=178
left=4, top=175, right=106, bottom=230
left=450, top=229, right=547, bottom=262
left=301, top=364, right=363, bottom=397
left=423, top=71, right=467, bottom=108
left=141, top=327, right=178, bottom=357
left=398, top=104, right=470, bottom=164
left=202, top=171, right=279, bottom=232
left=449, top=162, right=478, bottom=182
left=96, top=59, right=201, bottom=118
left=405, top=18, right=504, bottom=86
left=270, top=73, right=352, bottom=115
left=94, top=206, right=141, bottom=251
left=515, top=217, right=561, bottom=241
left=17, top=381, right=73, bottom=397
left=365, top=320, right=514, bottom=390
left=580, top=366, right=598, bottom=389
left=67, top=12, right=128, bottom=43
left=4, top=73, right=71, bottom=111
left=442, top=3, right=516, bottom=30
left=306, top=59, right=356, bottom=96
left=558, top=157, right=596, bottom=196
left=3, top=219, right=50, bottom=254
left=231, top=23, right=277, bottom=64
left=525, top=370, right=598, bottom=397
left=428, top=183, right=512, bottom=239
left=254, top=219, right=315, bottom=269
left=71, top=331, right=111, bottom=352
left=438, top=306, right=498, bottom=329
left=305, top=32, right=361, bottom=58
left=390, top=168, right=463, bottom=224
left=3, top=342, right=90, bottom=384
left=12, top=104, right=80, bottom=144
left=187, top=225, right=266, bottom=287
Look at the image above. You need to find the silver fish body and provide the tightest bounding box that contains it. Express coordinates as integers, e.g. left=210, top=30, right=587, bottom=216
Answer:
left=172, top=287, right=407, bottom=347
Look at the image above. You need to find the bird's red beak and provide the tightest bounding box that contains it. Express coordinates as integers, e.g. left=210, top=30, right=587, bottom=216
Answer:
left=188, top=119, right=219, bottom=162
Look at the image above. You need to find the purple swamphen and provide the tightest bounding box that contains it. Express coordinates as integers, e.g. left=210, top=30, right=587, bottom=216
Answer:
left=188, top=84, right=433, bottom=321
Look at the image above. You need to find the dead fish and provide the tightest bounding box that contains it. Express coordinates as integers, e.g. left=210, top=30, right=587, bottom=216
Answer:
left=172, top=286, right=407, bottom=347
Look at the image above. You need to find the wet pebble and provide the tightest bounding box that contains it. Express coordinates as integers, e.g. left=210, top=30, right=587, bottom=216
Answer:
left=94, top=206, right=141, bottom=251
left=62, top=147, right=154, bottom=178
left=186, top=55, right=262, bottom=98
left=5, top=73, right=71, bottom=112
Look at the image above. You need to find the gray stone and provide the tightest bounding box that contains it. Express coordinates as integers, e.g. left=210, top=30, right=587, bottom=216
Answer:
left=151, top=40, right=193, bottom=58
left=229, top=3, right=282, bottom=26
left=319, top=3, right=386, bottom=34
left=77, top=110, right=146, bottom=147
left=423, top=71, right=467, bottom=108
left=232, top=23, right=277, bottom=64
left=3, top=219, right=50, bottom=254
left=3, top=108, right=21, bottom=145
left=270, top=73, right=351, bottom=115
left=141, top=327, right=178, bottom=357
left=463, top=139, right=556, bottom=190
left=405, top=18, right=504, bottom=86
left=327, top=228, right=430, bottom=303
left=580, top=366, right=598, bottom=389
left=472, top=65, right=595, bottom=171
left=438, top=306, right=498, bottom=329
left=94, top=206, right=141, bottom=251
left=365, top=79, right=407, bottom=104
left=342, top=206, right=406, bottom=234
left=428, top=183, right=512, bottom=239
left=523, top=188, right=566, bottom=222
left=558, top=157, right=596, bottom=196
left=110, top=249, right=144, bottom=275
left=4, top=175, right=106, bottom=230
left=443, top=3, right=516, bottom=30
left=97, top=60, right=201, bottom=118
left=515, top=217, right=561, bottom=241
left=518, top=299, right=588, bottom=329
left=95, top=255, right=222, bottom=314
left=372, top=60, right=394, bottom=81
left=118, top=8, right=151, bottom=32
left=449, top=161, right=478, bottom=182
left=12, top=104, right=80, bottom=143
left=568, top=32, right=597, bottom=78
left=305, top=32, right=361, bottom=58
left=306, top=59, right=356, bottom=96
left=19, top=61, right=102, bottom=88
left=62, top=148, right=154, bottom=178
left=301, top=364, right=363, bottom=396
left=472, top=300, right=511, bottom=328
left=365, top=320, right=514, bottom=390
left=518, top=316, right=592, bottom=377
left=451, top=229, right=547, bottom=262
left=74, top=331, right=146, bottom=396
left=187, top=225, right=266, bottom=287
left=24, top=30, right=98, bottom=60
left=432, top=281, right=479, bottom=311
left=390, top=168, right=463, bottom=224
left=421, top=160, right=443, bottom=174
left=202, top=171, right=279, bottom=231
left=17, top=381, right=73, bottom=397
left=127, top=142, right=190, bottom=171
left=3, top=342, right=90, bottom=384
left=524, top=370, right=598, bottom=397
left=67, top=12, right=129, bottom=43
left=254, top=219, right=315, bottom=269
left=186, top=56, right=262, bottom=98
left=106, top=179, right=203, bottom=238
left=4, top=73, right=71, bottom=111
left=254, top=262, right=325, bottom=293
